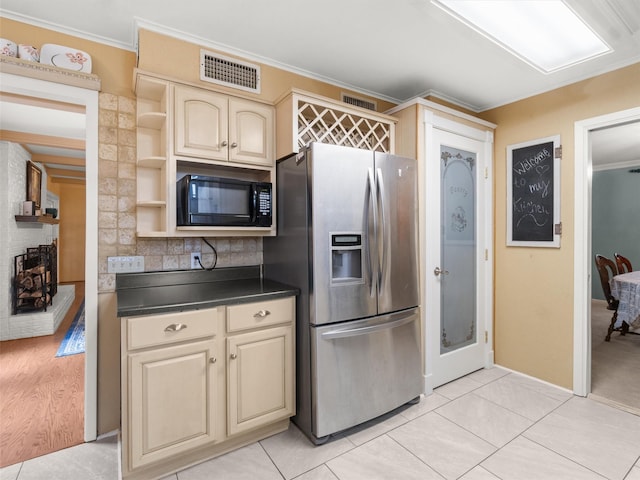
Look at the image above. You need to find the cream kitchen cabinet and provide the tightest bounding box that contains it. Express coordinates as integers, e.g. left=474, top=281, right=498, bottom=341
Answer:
left=275, top=88, right=396, bottom=159
left=133, top=71, right=276, bottom=237
left=226, top=297, right=295, bottom=436
left=174, top=84, right=274, bottom=167
left=128, top=339, right=218, bottom=468
left=121, top=295, right=295, bottom=479
left=135, top=75, right=170, bottom=236
left=121, top=308, right=222, bottom=473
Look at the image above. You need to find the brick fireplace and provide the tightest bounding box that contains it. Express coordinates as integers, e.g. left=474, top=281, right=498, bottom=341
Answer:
left=1, top=142, right=74, bottom=340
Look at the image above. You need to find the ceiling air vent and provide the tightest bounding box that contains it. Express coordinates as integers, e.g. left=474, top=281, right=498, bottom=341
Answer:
left=200, top=50, right=261, bottom=94
left=341, top=93, right=377, bottom=111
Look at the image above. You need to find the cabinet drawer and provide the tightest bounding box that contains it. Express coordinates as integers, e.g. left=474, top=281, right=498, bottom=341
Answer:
left=227, top=297, right=294, bottom=333
left=126, top=308, right=218, bottom=350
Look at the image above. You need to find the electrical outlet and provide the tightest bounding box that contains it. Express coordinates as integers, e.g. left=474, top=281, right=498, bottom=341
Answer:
left=107, top=256, right=145, bottom=273
left=190, top=252, right=201, bottom=269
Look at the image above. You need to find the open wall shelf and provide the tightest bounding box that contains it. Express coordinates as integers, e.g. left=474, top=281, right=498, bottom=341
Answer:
left=15, top=215, right=59, bottom=225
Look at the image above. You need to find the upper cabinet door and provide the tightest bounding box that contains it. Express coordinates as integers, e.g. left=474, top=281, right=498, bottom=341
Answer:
left=229, top=98, right=274, bottom=166
left=174, top=85, right=228, bottom=161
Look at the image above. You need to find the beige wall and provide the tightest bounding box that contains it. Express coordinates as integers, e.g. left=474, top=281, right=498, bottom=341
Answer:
left=58, top=181, right=86, bottom=282
left=137, top=29, right=396, bottom=111
left=479, top=62, right=640, bottom=389
left=45, top=179, right=87, bottom=282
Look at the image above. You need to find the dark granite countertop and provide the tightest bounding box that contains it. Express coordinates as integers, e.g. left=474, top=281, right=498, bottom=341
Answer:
left=116, top=266, right=298, bottom=317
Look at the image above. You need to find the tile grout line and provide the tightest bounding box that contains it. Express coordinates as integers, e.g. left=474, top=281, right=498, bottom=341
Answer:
left=516, top=394, right=617, bottom=479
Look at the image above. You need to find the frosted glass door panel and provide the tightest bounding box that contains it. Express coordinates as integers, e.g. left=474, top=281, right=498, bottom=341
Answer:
left=440, top=145, right=476, bottom=354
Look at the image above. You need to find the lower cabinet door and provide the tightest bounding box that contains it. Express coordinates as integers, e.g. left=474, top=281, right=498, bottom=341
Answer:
left=128, top=339, right=217, bottom=469
left=227, top=325, right=293, bottom=435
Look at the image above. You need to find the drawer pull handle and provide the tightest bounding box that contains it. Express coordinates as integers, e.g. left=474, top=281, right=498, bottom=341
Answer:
left=164, top=323, right=187, bottom=332
left=230, top=353, right=238, bottom=360
left=254, top=310, right=271, bottom=319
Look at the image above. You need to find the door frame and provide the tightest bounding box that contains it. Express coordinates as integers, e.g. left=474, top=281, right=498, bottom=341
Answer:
left=423, top=111, right=494, bottom=393
left=573, top=106, right=640, bottom=396
left=0, top=72, right=98, bottom=441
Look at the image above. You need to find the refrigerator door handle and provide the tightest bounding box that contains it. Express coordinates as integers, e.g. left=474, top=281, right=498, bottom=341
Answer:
left=376, top=168, right=387, bottom=292
left=366, top=168, right=377, bottom=297
left=320, top=310, right=417, bottom=340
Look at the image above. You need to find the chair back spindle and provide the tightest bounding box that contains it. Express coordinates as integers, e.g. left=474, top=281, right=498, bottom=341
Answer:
left=614, top=253, right=633, bottom=274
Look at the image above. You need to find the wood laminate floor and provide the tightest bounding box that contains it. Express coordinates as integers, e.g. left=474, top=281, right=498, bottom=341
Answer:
left=0, top=282, right=85, bottom=468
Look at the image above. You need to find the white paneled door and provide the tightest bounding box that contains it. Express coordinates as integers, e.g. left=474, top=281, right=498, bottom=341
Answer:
left=425, top=120, right=493, bottom=390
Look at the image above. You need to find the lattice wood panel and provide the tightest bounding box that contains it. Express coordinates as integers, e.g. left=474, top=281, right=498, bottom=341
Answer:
left=297, top=101, right=392, bottom=153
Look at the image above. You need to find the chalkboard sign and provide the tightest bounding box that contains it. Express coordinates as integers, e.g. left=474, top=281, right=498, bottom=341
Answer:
left=507, top=135, right=561, bottom=247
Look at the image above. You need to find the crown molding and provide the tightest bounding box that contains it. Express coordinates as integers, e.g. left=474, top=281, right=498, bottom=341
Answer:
left=592, top=159, right=640, bottom=172
left=1, top=9, right=136, bottom=51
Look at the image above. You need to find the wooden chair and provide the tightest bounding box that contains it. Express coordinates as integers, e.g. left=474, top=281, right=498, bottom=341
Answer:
left=594, top=254, right=620, bottom=341
left=614, top=253, right=633, bottom=274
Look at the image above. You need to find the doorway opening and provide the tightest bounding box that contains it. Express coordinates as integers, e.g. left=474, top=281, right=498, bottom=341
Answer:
left=589, top=121, right=640, bottom=412
left=573, top=107, right=640, bottom=413
left=0, top=98, right=87, bottom=466
left=0, top=72, right=99, bottom=462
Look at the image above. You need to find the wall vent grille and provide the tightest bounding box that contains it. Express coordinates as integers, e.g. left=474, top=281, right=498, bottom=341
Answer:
left=341, top=93, right=377, bottom=111
left=200, top=50, right=261, bottom=93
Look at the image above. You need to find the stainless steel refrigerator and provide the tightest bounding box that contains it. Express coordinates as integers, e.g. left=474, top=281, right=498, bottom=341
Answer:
left=264, top=142, right=423, bottom=444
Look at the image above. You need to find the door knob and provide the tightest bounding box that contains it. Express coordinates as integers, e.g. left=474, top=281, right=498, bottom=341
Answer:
left=230, top=142, right=238, bottom=148
left=221, top=140, right=228, bottom=147
left=230, top=353, right=237, bottom=360
left=434, top=267, right=449, bottom=276
left=210, top=357, right=217, bottom=364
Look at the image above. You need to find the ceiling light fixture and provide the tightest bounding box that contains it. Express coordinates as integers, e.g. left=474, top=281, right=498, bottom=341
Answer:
left=432, top=0, right=611, bottom=73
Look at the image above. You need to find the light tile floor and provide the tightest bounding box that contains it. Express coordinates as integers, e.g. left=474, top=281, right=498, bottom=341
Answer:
left=2, top=367, right=640, bottom=480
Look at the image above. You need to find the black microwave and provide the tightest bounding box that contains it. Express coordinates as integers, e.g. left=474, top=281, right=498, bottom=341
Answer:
left=177, top=175, right=272, bottom=227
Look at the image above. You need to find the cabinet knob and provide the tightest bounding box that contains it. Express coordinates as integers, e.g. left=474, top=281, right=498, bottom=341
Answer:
left=253, top=310, right=271, bottom=319
left=221, top=140, right=228, bottom=147
left=230, top=353, right=238, bottom=360
left=230, top=142, right=238, bottom=148
left=210, top=357, right=217, bottom=364
left=164, top=323, right=187, bottom=332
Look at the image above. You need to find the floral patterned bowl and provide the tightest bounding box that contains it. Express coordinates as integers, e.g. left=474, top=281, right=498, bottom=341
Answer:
left=40, top=43, right=92, bottom=73
left=1, top=38, right=18, bottom=57
left=18, top=44, right=39, bottom=62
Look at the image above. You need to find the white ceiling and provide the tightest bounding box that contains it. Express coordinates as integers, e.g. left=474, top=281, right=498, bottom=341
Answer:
left=591, top=121, right=640, bottom=170
left=1, top=0, right=639, bottom=170
left=2, top=0, right=640, bottom=110
left=0, top=102, right=85, bottom=139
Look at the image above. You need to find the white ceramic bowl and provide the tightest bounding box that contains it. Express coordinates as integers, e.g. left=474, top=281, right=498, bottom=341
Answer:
left=18, top=44, right=39, bottom=62
left=0, top=38, right=18, bottom=57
